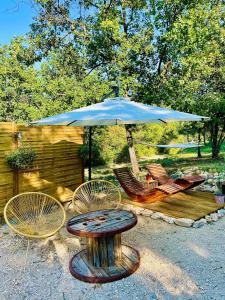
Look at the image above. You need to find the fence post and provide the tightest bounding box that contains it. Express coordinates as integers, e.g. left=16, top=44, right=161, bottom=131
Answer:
left=12, top=122, right=19, bottom=195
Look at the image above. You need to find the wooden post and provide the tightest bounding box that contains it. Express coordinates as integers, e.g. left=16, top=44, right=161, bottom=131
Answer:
left=125, top=125, right=140, bottom=174
left=12, top=122, right=19, bottom=195
left=88, top=127, right=92, bottom=181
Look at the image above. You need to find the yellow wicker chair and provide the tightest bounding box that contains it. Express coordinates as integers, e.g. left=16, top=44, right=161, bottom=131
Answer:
left=3, top=192, right=66, bottom=274
left=73, top=180, right=121, bottom=214
left=4, top=192, right=66, bottom=239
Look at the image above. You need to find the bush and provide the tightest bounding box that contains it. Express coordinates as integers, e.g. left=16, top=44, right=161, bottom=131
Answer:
left=93, top=126, right=128, bottom=165
left=115, top=145, right=130, bottom=163
left=5, top=148, right=36, bottom=170
left=79, top=144, right=104, bottom=167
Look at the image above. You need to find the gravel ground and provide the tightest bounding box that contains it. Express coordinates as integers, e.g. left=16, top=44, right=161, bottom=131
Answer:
left=1, top=214, right=225, bottom=300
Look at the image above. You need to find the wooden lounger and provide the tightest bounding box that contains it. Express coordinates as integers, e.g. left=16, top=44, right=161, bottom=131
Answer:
left=113, top=167, right=183, bottom=201
left=145, top=163, right=205, bottom=190
left=113, top=167, right=155, bottom=201
left=156, top=183, right=184, bottom=194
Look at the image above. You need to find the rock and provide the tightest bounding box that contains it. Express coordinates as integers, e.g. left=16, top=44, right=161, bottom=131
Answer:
left=205, top=215, right=212, bottom=223
left=203, top=185, right=212, bottom=192
left=193, top=219, right=207, bottom=228
left=162, top=215, right=175, bottom=224
left=140, top=209, right=153, bottom=217
left=151, top=212, right=164, bottom=220
left=210, top=213, right=218, bottom=222
left=175, top=218, right=194, bottom=227
left=217, top=209, right=225, bottom=218
left=123, top=204, right=135, bottom=211
left=133, top=207, right=145, bottom=215
left=123, top=205, right=144, bottom=215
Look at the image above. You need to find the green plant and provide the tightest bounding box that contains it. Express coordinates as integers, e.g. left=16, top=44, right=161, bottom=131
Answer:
left=5, top=148, right=36, bottom=170
left=79, top=144, right=104, bottom=167
left=215, top=181, right=223, bottom=195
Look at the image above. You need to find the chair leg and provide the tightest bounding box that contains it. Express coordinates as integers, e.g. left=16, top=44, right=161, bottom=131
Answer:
left=10, top=235, right=25, bottom=255
left=21, top=239, right=30, bottom=274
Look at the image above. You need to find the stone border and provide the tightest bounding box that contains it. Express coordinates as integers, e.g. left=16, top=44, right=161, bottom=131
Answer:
left=123, top=204, right=225, bottom=228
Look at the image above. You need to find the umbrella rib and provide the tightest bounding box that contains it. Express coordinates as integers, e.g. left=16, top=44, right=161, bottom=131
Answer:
left=158, top=119, right=167, bottom=124
left=66, top=120, right=78, bottom=126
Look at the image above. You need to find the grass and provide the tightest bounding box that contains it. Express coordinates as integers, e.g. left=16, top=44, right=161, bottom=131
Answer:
left=86, top=143, right=225, bottom=182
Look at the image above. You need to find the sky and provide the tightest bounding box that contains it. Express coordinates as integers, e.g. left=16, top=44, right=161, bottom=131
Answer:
left=0, top=0, right=35, bottom=45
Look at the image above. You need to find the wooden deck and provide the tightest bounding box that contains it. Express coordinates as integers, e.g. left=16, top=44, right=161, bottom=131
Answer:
left=122, top=190, right=225, bottom=221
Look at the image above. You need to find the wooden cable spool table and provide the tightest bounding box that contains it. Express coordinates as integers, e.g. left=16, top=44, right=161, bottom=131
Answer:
left=67, top=209, right=140, bottom=283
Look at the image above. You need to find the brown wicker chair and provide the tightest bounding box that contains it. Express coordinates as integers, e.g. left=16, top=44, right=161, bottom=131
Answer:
left=113, top=167, right=154, bottom=201
left=145, top=163, right=205, bottom=190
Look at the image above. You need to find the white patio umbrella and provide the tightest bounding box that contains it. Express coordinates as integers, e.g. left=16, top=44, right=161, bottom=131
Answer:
left=32, top=97, right=209, bottom=179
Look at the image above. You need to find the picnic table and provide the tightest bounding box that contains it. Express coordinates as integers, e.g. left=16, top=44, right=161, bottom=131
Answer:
left=67, top=209, right=140, bottom=283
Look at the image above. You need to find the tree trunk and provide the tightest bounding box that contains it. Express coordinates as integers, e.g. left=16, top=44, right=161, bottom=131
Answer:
left=125, top=125, right=140, bottom=174
left=211, top=122, right=220, bottom=159
left=203, top=125, right=206, bottom=145
left=212, top=144, right=220, bottom=159
left=197, top=146, right=202, bottom=158
left=197, top=129, right=202, bottom=158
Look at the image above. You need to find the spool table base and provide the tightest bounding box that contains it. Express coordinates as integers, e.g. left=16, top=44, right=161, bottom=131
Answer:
left=69, top=244, right=140, bottom=283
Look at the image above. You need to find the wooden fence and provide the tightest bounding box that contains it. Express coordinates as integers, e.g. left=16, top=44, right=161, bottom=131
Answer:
left=0, top=122, right=84, bottom=215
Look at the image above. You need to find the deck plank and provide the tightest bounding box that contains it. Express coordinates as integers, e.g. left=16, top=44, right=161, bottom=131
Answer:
left=122, top=190, right=225, bottom=221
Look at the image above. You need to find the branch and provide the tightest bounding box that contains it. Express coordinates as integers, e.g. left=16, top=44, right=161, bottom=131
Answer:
left=157, top=44, right=167, bottom=75
left=85, top=61, right=108, bottom=76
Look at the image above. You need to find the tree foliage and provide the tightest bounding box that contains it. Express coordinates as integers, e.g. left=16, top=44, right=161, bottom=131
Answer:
left=0, top=0, right=224, bottom=162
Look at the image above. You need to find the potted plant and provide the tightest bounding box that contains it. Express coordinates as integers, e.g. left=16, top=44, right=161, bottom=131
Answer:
left=214, top=181, right=225, bottom=204
left=5, top=147, right=36, bottom=170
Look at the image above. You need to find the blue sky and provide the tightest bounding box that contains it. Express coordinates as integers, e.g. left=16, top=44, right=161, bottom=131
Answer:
left=0, top=0, right=35, bottom=45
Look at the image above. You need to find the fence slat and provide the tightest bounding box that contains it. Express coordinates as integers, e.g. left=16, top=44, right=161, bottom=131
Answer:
left=0, top=122, right=84, bottom=215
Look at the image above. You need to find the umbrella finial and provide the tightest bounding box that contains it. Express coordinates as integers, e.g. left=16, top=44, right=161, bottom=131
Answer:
left=112, top=85, right=119, bottom=97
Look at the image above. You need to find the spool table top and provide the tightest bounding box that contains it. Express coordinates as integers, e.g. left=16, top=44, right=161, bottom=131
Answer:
left=67, top=209, right=137, bottom=238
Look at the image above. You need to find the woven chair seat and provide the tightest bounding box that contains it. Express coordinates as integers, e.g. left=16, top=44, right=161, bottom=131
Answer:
left=73, top=180, right=121, bottom=214
left=4, top=192, right=66, bottom=238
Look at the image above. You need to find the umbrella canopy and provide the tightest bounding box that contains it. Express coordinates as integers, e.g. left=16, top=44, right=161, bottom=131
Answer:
left=31, top=97, right=209, bottom=180
left=32, top=97, right=209, bottom=126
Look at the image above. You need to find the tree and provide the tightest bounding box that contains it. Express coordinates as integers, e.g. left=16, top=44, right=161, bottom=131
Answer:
left=165, top=1, right=225, bottom=158
left=30, top=1, right=153, bottom=90
left=139, top=0, right=225, bottom=159
left=5, top=0, right=224, bottom=163
left=39, top=49, right=110, bottom=113
left=0, top=36, right=110, bottom=122
left=30, top=0, right=156, bottom=172
left=0, top=37, right=44, bottom=122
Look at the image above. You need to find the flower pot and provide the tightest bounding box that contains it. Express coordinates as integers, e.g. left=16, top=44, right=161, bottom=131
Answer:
left=214, top=194, right=224, bottom=204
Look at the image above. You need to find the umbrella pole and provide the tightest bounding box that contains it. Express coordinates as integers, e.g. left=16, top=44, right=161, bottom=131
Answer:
left=125, top=125, right=140, bottom=174
left=88, top=127, right=92, bottom=181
